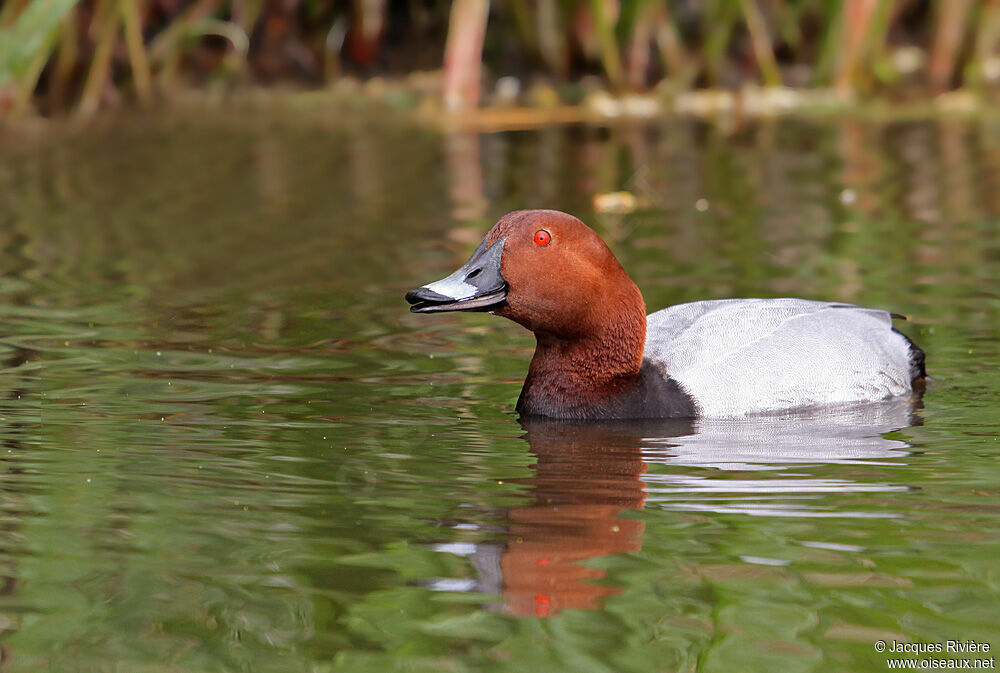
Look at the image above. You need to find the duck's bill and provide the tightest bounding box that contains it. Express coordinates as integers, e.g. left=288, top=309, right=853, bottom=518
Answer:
left=406, top=287, right=508, bottom=313
left=405, top=237, right=508, bottom=314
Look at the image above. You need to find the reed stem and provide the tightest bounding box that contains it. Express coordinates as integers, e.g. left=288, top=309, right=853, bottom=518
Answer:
left=442, top=0, right=490, bottom=110
left=120, top=0, right=153, bottom=103
left=78, top=0, right=119, bottom=117
left=738, top=0, right=781, bottom=87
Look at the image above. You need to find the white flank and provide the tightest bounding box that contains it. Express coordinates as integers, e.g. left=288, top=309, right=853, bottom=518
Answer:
left=643, top=298, right=915, bottom=417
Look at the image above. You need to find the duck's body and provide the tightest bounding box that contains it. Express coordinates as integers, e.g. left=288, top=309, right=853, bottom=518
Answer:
left=643, top=298, right=923, bottom=418
left=407, top=210, right=926, bottom=420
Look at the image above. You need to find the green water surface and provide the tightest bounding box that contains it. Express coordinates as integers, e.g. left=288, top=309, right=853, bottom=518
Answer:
left=0, top=114, right=997, bottom=672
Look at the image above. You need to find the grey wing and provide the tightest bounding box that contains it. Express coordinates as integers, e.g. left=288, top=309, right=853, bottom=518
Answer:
left=643, top=298, right=917, bottom=416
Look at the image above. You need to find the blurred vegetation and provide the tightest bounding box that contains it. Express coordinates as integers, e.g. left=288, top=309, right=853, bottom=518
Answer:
left=1, top=1, right=1000, bottom=116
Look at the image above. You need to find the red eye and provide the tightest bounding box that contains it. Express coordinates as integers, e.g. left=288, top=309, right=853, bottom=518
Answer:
left=533, top=229, right=551, bottom=247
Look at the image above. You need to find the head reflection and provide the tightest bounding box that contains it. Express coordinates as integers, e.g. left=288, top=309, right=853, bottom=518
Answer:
left=493, top=418, right=693, bottom=617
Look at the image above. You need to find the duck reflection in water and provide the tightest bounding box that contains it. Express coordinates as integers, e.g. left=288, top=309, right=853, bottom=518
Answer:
left=441, top=398, right=922, bottom=617
left=498, top=418, right=694, bottom=617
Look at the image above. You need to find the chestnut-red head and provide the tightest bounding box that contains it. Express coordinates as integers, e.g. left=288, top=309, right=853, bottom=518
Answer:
left=406, top=209, right=645, bottom=344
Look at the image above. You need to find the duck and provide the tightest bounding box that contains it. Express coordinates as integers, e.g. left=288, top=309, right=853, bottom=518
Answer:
left=405, top=209, right=926, bottom=420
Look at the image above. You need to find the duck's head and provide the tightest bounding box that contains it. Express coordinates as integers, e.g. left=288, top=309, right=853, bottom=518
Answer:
left=406, top=209, right=644, bottom=339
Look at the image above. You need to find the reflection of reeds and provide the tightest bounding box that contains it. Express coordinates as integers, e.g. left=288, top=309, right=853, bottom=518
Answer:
left=0, top=1, right=998, bottom=115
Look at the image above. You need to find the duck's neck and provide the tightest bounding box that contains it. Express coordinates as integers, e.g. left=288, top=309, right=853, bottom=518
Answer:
left=517, top=317, right=646, bottom=419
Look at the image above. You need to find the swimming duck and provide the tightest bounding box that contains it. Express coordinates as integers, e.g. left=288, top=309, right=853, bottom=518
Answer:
left=405, top=210, right=926, bottom=420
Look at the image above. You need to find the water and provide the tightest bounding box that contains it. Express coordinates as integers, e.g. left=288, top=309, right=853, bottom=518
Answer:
left=0, top=114, right=997, bottom=672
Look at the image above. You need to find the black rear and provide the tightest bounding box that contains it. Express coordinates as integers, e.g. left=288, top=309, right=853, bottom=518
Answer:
left=893, top=328, right=927, bottom=382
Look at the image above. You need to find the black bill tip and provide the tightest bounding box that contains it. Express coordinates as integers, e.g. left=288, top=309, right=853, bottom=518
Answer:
left=405, top=286, right=508, bottom=313
left=405, top=286, right=453, bottom=306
